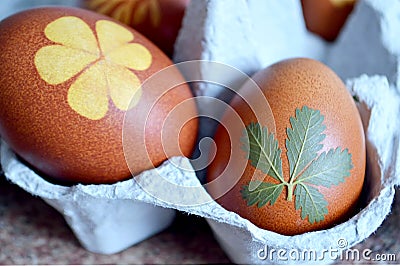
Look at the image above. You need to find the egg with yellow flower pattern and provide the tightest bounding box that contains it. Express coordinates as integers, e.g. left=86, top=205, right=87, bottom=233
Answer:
left=81, top=0, right=190, bottom=57
left=0, top=7, right=198, bottom=184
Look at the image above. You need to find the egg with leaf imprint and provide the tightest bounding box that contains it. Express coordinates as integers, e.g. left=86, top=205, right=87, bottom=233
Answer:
left=0, top=7, right=198, bottom=184
left=206, top=58, right=365, bottom=235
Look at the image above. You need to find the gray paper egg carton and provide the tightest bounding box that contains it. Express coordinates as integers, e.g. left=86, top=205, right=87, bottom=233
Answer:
left=175, top=0, right=400, bottom=264
left=1, top=0, right=400, bottom=264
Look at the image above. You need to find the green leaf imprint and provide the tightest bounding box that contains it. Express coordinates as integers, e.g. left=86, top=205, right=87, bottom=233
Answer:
left=241, top=181, right=284, bottom=208
left=294, top=183, right=328, bottom=223
left=296, top=148, right=353, bottom=187
left=240, top=106, right=353, bottom=224
left=241, top=122, right=283, bottom=182
left=286, top=106, right=326, bottom=181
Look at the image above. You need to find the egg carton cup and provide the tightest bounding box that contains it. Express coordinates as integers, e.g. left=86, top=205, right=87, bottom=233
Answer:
left=0, top=142, right=180, bottom=255
left=171, top=0, right=400, bottom=264
left=207, top=75, right=400, bottom=264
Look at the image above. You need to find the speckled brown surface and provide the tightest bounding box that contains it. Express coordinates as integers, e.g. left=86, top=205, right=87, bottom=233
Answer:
left=0, top=174, right=398, bottom=264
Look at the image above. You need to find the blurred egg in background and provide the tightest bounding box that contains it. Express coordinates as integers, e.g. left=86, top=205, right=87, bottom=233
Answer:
left=81, top=0, right=190, bottom=57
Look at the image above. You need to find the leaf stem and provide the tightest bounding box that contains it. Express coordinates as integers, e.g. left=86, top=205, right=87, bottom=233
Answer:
left=287, top=183, right=294, bottom=201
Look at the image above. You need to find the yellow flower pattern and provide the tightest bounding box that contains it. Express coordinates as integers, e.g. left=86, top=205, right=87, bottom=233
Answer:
left=34, top=16, right=152, bottom=120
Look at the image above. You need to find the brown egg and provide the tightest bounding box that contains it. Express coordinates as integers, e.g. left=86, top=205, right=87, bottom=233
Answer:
left=0, top=7, right=198, bottom=184
left=301, top=0, right=356, bottom=41
left=81, top=0, right=190, bottom=57
left=207, top=58, right=365, bottom=235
